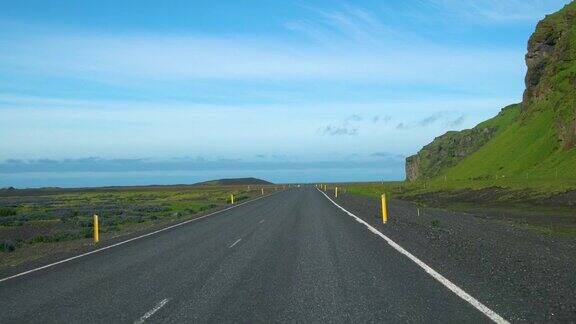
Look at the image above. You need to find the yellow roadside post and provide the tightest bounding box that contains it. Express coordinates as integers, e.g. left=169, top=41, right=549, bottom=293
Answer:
left=381, top=194, right=388, bottom=224
left=335, top=187, right=338, bottom=198
left=230, top=194, right=235, bottom=204
left=93, top=214, right=99, bottom=243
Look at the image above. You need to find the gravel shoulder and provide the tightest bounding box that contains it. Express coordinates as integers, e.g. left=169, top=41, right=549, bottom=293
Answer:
left=332, top=191, right=576, bottom=322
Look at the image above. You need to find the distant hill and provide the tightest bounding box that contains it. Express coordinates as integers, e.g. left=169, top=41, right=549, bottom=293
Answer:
left=406, top=2, right=576, bottom=181
left=194, top=177, right=273, bottom=186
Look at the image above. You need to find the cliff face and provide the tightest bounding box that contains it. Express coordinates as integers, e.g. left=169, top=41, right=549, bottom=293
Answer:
left=523, top=3, right=576, bottom=149
left=405, top=2, right=576, bottom=181
left=405, top=128, right=496, bottom=181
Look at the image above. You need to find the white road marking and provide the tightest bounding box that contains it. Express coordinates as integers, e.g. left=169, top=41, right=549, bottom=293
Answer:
left=0, top=192, right=281, bottom=284
left=229, top=238, right=242, bottom=248
left=259, top=219, right=265, bottom=224
left=134, top=298, right=169, bottom=324
left=317, top=188, right=509, bottom=324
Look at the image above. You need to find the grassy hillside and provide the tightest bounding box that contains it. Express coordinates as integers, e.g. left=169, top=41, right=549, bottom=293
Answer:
left=407, top=2, right=576, bottom=184
left=344, top=3, right=576, bottom=236
left=405, top=104, right=521, bottom=180
left=443, top=107, right=576, bottom=180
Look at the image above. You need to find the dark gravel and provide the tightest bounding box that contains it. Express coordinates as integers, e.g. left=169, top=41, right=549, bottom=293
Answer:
left=333, top=192, right=576, bottom=322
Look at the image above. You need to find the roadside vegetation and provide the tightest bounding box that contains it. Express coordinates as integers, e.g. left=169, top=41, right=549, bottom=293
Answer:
left=0, top=184, right=275, bottom=267
left=339, top=178, right=576, bottom=236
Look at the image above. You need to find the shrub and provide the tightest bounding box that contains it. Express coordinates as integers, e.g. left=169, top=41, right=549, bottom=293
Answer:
left=82, top=228, right=93, bottom=238
left=431, top=219, right=440, bottom=227
left=0, top=208, right=16, bottom=217
left=78, top=220, right=93, bottom=228
left=30, top=235, right=46, bottom=244
left=0, top=240, right=16, bottom=252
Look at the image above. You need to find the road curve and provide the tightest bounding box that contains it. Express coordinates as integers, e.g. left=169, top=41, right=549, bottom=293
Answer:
left=0, top=186, right=497, bottom=323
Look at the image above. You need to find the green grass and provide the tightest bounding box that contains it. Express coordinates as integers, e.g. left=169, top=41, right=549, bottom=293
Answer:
left=442, top=107, right=576, bottom=180
left=409, top=2, right=576, bottom=183
left=0, top=184, right=268, bottom=252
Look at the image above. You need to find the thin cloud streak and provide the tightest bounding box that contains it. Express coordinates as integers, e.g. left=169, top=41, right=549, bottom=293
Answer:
left=0, top=28, right=523, bottom=85
left=419, top=0, right=568, bottom=23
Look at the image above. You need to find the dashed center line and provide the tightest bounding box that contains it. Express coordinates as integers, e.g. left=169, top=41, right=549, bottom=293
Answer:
left=229, top=238, right=242, bottom=248
left=134, top=298, right=169, bottom=324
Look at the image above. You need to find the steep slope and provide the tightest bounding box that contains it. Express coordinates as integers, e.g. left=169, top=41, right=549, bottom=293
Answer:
left=406, top=104, right=520, bottom=180
left=406, top=2, right=576, bottom=181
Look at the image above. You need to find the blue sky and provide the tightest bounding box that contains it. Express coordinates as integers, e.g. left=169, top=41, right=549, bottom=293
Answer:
left=0, top=0, right=572, bottom=186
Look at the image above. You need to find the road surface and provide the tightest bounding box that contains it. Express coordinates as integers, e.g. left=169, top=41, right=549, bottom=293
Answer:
left=0, top=186, right=502, bottom=323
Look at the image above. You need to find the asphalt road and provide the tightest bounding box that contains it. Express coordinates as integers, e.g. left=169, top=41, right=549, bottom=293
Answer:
left=0, top=186, right=501, bottom=323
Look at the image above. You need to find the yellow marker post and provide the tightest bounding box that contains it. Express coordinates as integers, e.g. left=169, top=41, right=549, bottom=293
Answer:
left=230, top=194, right=235, bottom=204
left=335, top=187, right=338, bottom=198
left=93, top=214, right=99, bottom=243
left=381, top=194, right=388, bottom=224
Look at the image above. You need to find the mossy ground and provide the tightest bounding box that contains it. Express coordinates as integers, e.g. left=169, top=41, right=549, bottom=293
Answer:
left=0, top=184, right=274, bottom=260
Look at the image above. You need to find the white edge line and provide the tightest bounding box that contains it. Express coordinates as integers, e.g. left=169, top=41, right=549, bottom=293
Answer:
left=316, top=188, right=510, bottom=324
left=0, top=191, right=281, bottom=284
left=229, top=238, right=242, bottom=248
left=134, top=298, right=169, bottom=324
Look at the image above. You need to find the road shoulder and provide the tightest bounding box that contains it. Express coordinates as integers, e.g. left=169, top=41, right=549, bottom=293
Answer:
left=329, top=191, right=576, bottom=322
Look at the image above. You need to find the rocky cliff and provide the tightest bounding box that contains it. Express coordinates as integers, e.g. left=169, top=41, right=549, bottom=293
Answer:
left=523, top=4, right=576, bottom=149
left=405, top=2, right=576, bottom=181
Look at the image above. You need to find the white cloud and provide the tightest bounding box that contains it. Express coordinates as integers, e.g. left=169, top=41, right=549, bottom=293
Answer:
left=0, top=25, right=523, bottom=86
left=420, top=0, right=571, bottom=23
left=0, top=94, right=515, bottom=160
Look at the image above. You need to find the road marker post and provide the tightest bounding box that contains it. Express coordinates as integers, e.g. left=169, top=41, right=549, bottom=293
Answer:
left=381, top=194, right=388, bottom=224
left=335, top=187, right=338, bottom=198
left=93, top=214, right=99, bottom=243
left=230, top=194, right=235, bottom=204
left=261, top=188, right=264, bottom=195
